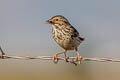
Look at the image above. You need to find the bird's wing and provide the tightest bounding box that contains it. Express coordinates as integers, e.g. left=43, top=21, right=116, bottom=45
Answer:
left=70, top=26, right=80, bottom=37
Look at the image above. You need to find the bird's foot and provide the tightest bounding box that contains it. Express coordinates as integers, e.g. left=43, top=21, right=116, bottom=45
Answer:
left=76, top=54, right=83, bottom=64
left=52, top=53, right=58, bottom=64
left=64, top=57, right=69, bottom=63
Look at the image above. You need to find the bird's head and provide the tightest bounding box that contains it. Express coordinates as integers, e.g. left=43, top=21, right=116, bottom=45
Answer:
left=46, top=15, right=70, bottom=25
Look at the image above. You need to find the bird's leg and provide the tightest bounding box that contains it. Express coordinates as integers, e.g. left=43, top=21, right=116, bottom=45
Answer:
left=76, top=53, right=83, bottom=64
left=53, top=50, right=67, bottom=64
left=63, top=50, right=68, bottom=62
left=75, top=48, right=83, bottom=64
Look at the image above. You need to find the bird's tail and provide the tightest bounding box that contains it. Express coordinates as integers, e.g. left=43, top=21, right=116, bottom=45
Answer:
left=79, top=37, right=85, bottom=41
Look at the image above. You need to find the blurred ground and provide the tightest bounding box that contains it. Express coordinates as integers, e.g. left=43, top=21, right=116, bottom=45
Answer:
left=0, top=59, right=120, bottom=80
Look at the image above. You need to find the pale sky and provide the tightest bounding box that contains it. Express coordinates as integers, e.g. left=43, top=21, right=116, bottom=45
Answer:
left=1, top=0, right=120, bottom=57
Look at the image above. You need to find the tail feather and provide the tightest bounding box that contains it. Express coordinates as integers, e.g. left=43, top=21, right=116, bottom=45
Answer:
left=79, top=37, right=85, bottom=41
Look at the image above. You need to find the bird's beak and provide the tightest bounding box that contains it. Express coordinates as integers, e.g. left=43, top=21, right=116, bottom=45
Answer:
left=46, top=19, right=53, bottom=24
left=46, top=20, right=50, bottom=24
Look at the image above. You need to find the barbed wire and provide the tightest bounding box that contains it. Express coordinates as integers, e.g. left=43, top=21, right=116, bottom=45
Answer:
left=1, top=46, right=120, bottom=66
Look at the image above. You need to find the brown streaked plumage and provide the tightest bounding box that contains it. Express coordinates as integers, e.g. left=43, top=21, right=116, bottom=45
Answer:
left=46, top=15, right=84, bottom=64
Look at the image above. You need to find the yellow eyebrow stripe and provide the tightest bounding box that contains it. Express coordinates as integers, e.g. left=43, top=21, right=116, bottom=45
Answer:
left=51, top=17, right=57, bottom=21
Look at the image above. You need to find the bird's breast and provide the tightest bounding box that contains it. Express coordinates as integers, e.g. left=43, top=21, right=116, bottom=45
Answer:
left=52, top=27, right=81, bottom=50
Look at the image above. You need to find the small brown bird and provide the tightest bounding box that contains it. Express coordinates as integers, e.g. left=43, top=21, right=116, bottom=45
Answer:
left=46, top=15, right=84, bottom=64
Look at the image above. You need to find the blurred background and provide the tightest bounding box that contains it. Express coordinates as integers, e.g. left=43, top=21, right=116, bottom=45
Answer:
left=0, top=0, right=120, bottom=80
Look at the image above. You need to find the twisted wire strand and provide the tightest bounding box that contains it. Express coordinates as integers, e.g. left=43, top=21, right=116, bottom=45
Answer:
left=1, top=55, right=120, bottom=62
left=1, top=46, right=120, bottom=66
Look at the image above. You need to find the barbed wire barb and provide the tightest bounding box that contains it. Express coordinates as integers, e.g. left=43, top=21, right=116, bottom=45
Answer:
left=1, top=46, right=120, bottom=66
left=0, top=46, right=5, bottom=59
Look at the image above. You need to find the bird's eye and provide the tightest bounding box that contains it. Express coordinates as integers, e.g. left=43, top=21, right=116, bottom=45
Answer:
left=56, top=19, right=58, bottom=21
